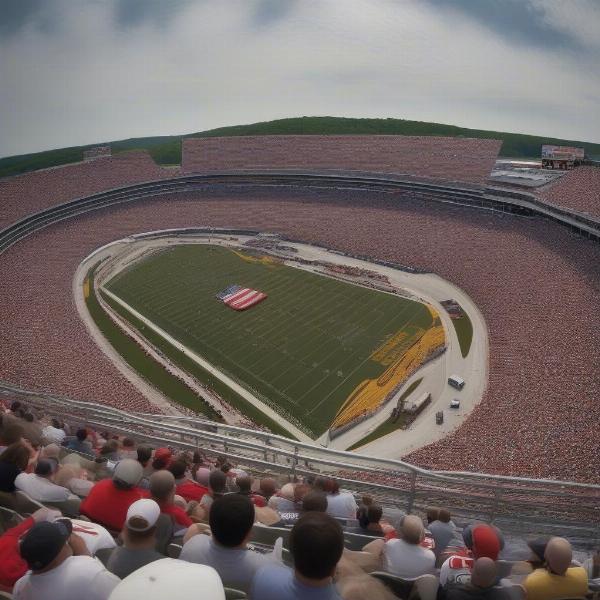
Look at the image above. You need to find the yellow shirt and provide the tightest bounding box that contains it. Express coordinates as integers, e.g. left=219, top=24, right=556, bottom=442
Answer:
left=524, top=567, right=588, bottom=600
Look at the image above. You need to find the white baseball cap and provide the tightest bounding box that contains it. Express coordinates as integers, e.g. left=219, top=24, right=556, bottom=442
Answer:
left=125, top=499, right=161, bottom=532
left=109, top=559, right=225, bottom=600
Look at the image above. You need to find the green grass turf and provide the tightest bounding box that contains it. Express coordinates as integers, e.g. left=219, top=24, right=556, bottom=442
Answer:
left=451, top=315, right=473, bottom=358
left=84, top=265, right=220, bottom=420
left=105, top=245, right=436, bottom=437
left=3, top=116, right=600, bottom=178
left=347, top=378, right=423, bottom=451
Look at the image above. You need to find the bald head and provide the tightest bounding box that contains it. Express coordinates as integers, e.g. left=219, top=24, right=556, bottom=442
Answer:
left=401, top=515, right=425, bottom=545
left=470, top=557, right=497, bottom=589
left=150, top=470, right=175, bottom=501
left=545, top=537, right=573, bottom=575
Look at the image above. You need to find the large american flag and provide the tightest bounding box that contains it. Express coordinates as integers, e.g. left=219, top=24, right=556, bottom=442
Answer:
left=215, top=284, right=267, bottom=311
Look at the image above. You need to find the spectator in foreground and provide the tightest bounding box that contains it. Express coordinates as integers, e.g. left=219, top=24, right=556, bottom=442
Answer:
left=65, top=429, right=94, bottom=457
left=252, top=512, right=345, bottom=599
left=446, top=557, right=498, bottom=600
left=15, top=458, right=75, bottom=502
left=80, top=458, right=146, bottom=531
left=0, top=507, right=61, bottom=592
left=364, top=514, right=436, bottom=579
left=169, top=460, right=207, bottom=502
left=13, top=520, right=120, bottom=600
left=149, top=470, right=193, bottom=534
left=428, top=508, right=459, bottom=558
left=108, top=559, right=224, bottom=600
left=523, top=537, right=588, bottom=600
left=106, top=498, right=163, bottom=579
left=181, top=494, right=273, bottom=592
left=0, top=443, right=30, bottom=493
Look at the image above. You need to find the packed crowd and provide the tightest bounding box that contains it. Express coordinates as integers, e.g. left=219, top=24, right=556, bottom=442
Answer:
left=0, top=150, right=178, bottom=228
left=535, top=166, right=600, bottom=221
left=181, top=136, right=502, bottom=185
left=1, top=184, right=599, bottom=482
left=0, top=402, right=598, bottom=600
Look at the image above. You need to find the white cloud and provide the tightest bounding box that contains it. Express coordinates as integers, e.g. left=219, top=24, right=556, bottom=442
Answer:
left=0, top=0, right=598, bottom=157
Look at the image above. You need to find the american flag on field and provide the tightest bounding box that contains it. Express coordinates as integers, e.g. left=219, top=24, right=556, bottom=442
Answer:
left=216, top=284, right=267, bottom=311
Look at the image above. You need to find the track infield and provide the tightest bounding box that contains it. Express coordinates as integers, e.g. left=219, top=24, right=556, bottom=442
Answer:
left=105, top=244, right=438, bottom=437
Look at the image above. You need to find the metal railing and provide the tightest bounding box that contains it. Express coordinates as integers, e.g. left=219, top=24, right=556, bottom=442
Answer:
left=2, top=382, right=598, bottom=547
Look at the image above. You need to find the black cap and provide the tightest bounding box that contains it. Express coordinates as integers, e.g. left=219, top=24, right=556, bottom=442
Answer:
left=34, top=459, right=55, bottom=477
left=20, top=520, right=72, bottom=571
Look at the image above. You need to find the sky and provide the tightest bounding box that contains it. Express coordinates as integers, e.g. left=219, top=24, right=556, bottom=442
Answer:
left=1, top=0, right=599, bottom=158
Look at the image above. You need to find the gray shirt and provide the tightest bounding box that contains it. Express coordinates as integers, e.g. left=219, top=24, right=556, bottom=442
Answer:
left=180, top=534, right=274, bottom=592
left=428, top=520, right=459, bottom=557
left=106, top=546, right=163, bottom=579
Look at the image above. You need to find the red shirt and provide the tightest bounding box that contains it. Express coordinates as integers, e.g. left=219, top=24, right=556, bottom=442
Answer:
left=0, top=516, right=33, bottom=590
left=158, top=502, right=193, bottom=528
left=175, top=480, right=208, bottom=503
left=80, top=479, right=148, bottom=531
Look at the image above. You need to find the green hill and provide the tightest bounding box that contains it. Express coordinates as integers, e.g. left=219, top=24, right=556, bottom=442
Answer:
left=2, top=116, right=599, bottom=179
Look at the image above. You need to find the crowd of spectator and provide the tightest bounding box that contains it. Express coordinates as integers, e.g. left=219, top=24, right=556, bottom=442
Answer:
left=1, top=184, right=599, bottom=482
left=181, top=135, right=502, bottom=185
left=0, top=402, right=598, bottom=600
left=536, top=166, right=600, bottom=221
left=0, top=150, right=179, bottom=229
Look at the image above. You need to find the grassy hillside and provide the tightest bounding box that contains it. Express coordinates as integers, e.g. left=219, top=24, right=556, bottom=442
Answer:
left=2, top=116, right=600, bottom=179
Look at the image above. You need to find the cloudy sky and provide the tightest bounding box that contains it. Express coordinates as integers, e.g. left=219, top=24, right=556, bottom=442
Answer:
left=1, top=0, right=599, bottom=158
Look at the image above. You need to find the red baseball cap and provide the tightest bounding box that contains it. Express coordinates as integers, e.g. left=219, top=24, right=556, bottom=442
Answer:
left=154, top=448, right=173, bottom=466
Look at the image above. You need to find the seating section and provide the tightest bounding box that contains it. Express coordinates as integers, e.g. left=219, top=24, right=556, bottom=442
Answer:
left=182, top=135, right=502, bottom=185
left=1, top=187, right=599, bottom=482
left=536, top=166, right=600, bottom=221
left=0, top=150, right=179, bottom=229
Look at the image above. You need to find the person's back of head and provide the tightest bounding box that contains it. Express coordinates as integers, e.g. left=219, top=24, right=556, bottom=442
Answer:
left=34, top=458, right=55, bottom=479
left=313, top=476, right=332, bottom=493
left=210, top=494, right=255, bottom=548
left=426, top=507, right=440, bottom=524
left=0, top=423, right=24, bottom=446
left=259, top=477, right=276, bottom=498
left=470, top=557, right=497, bottom=589
left=113, top=458, right=144, bottom=490
left=10, top=401, right=22, bottom=414
left=76, top=428, right=87, bottom=442
left=209, top=469, right=227, bottom=496
left=137, top=445, right=152, bottom=465
left=236, top=475, right=252, bottom=494
left=301, top=490, right=328, bottom=513
left=290, top=512, right=344, bottom=582
left=294, top=483, right=310, bottom=503
left=438, top=508, right=452, bottom=524
left=124, top=499, right=161, bottom=547
left=367, top=504, right=383, bottom=525
left=122, top=437, right=135, bottom=450
left=0, top=442, right=30, bottom=470
left=400, top=514, right=425, bottom=545
left=23, top=413, right=35, bottom=423
left=168, top=460, right=187, bottom=480
left=51, top=418, right=62, bottom=430
left=100, top=439, right=119, bottom=457
left=150, top=470, right=176, bottom=502
left=544, top=537, right=573, bottom=576
left=463, top=524, right=503, bottom=560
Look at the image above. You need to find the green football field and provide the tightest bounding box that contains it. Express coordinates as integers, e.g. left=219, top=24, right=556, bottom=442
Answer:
left=105, top=244, right=435, bottom=437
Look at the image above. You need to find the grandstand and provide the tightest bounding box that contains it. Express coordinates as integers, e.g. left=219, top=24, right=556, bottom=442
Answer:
left=182, top=135, right=502, bottom=185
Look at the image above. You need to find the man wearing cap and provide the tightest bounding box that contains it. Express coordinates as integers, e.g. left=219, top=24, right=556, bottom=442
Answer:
left=523, top=537, right=588, bottom=600
left=13, top=519, right=120, bottom=600
left=439, top=523, right=504, bottom=587
left=80, top=458, right=147, bottom=531
left=15, top=459, right=75, bottom=502
left=106, top=499, right=164, bottom=579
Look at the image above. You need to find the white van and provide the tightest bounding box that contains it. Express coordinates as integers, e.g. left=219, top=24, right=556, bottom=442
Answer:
left=448, top=375, right=465, bottom=390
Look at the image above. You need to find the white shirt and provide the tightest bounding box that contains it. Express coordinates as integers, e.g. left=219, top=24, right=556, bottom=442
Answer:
left=325, top=491, right=358, bottom=519
left=41, top=425, right=66, bottom=445
left=15, top=473, right=73, bottom=502
left=13, top=555, right=120, bottom=600
left=383, top=538, right=436, bottom=580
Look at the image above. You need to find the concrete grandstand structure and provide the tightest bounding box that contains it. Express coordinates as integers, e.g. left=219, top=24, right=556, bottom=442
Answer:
left=1, top=136, right=599, bottom=503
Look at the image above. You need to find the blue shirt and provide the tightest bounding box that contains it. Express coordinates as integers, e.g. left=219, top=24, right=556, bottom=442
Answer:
left=251, top=564, right=342, bottom=600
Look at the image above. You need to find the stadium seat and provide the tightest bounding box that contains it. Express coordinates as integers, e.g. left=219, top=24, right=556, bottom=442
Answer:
left=496, top=560, right=515, bottom=579
left=333, top=516, right=360, bottom=528
left=14, top=491, right=44, bottom=516
left=224, top=588, right=247, bottom=600
left=0, top=492, right=16, bottom=511
left=249, top=524, right=290, bottom=548
left=371, top=571, right=415, bottom=599
left=0, top=591, right=13, bottom=599
left=95, top=547, right=114, bottom=567
left=343, top=531, right=379, bottom=551
left=167, top=543, right=182, bottom=558
left=0, top=507, right=24, bottom=534
left=43, top=497, right=81, bottom=518
left=489, top=584, right=526, bottom=600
